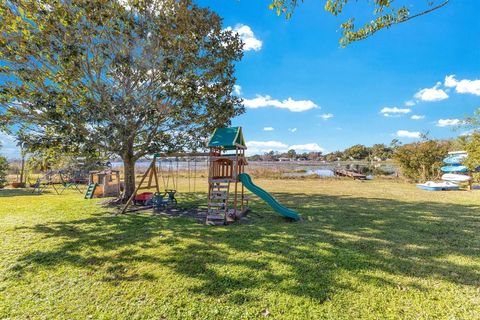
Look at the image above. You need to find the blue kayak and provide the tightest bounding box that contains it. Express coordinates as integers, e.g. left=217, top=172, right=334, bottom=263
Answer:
left=443, top=154, right=467, bottom=165
left=441, top=165, right=468, bottom=173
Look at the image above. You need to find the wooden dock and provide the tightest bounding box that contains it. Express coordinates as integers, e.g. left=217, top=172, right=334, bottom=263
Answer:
left=334, top=169, right=367, bottom=180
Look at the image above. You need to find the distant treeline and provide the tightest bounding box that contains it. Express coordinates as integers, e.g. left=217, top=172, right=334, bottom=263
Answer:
left=247, top=135, right=480, bottom=182
left=247, top=142, right=397, bottom=162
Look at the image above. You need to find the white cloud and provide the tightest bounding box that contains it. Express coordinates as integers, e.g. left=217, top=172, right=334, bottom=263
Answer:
left=404, top=100, right=416, bottom=107
left=245, top=140, right=324, bottom=154
left=396, top=130, right=421, bottom=138
left=444, top=75, right=480, bottom=96
left=414, top=82, right=449, bottom=102
left=411, top=115, right=425, bottom=120
left=233, top=85, right=242, bottom=95
left=380, top=107, right=411, bottom=117
left=243, top=95, right=318, bottom=112
left=289, top=143, right=324, bottom=153
left=246, top=140, right=288, bottom=154
left=319, top=113, right=334, bottom=120
left=288, top=128, right=297, bottom=133
left=436, top=118, right=463, bottom=127
left=225, top=24, right=262, bottom=52
left=460, top=130, right=474, bottom=137
left=263, top=127, right=274, bottom=131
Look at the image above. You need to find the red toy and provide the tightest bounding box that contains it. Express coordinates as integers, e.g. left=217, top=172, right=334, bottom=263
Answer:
left=133, top=192, right=154, bottom=205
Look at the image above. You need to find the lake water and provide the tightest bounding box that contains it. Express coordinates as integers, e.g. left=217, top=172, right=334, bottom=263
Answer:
left=110, top=160, right=397, bottom=177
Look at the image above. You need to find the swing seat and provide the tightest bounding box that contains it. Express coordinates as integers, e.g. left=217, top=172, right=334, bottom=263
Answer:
left=164, top=189, right=177, bottom=205
left=152, top=192, right=170, bottom=211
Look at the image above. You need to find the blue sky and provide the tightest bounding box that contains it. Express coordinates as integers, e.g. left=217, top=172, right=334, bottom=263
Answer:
left=1, top=0, right=480, bottom=158
left=203, top=0, right=480, bottom=155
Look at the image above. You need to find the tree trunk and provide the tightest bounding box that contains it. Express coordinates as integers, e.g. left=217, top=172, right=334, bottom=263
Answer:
left=19, top=155, right=25, bottom=186
left=122, top=155, right=136, bottom=202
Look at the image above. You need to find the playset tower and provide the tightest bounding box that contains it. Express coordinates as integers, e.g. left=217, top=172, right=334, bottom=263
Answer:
left=206, top=127, right=249, bottom=225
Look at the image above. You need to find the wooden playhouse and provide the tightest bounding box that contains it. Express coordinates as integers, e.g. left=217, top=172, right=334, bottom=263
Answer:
left=85, top=169, right=121, bottom=198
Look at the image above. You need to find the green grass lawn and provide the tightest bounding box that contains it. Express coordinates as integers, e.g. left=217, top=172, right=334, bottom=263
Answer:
left=1, top=179, right=480, bottom=319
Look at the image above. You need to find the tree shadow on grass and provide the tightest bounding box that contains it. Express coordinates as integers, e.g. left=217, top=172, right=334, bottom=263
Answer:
left=0, top=188, right=83, bottom=197
left=6, top=191, right=480, bottom=304
left=0, top=189, right=39, bottom=197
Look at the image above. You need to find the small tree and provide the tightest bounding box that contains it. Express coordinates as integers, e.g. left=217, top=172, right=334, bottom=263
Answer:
left=370, top=143, right=393, bottom=161
left=325, top=151, right=343, bottom=162
left=343, top=144, right=369, bottom=160
left=0, top=156, right=8, bottom=188
left=0, top=142, right=8, bottom=188
left=286, top=149, right=297, bottom=159
left=463, top=133, right=480, bottom=172
left=393, top=140, right=451, bottom=182
left=0, top=0, right=244, bottom=199
left=460, top=110, right=480, bottom=172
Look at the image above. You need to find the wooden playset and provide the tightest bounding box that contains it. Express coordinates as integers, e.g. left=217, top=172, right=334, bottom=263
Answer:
left=85, top=169, right=121, bottom=199
left=206, top=127, right=249, bottom=225
left=119, top=126, right=300, bottom=224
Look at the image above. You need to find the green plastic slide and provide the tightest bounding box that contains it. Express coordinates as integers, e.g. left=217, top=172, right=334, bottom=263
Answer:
left=238, top=173, right=300, bottom=221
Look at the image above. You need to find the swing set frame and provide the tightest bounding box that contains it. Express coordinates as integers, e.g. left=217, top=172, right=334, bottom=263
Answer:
left=120, top=152, right=208, bottom=214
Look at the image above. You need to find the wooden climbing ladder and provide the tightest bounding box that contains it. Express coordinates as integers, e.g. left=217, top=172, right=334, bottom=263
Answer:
left=206, top=180, right=230, bottom=225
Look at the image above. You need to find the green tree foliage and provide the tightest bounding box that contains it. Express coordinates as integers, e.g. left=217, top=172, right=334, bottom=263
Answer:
left=286, top=149, right=297, bottom=159
left=269, top=0, right=450, bottom=47
left=0, top=142, right=8, bottom=188
left=461, top=109, right=480, bottom=171
left=0, top=0, right=244, bottom=198
left=0, top=156, right=8, bottom=188
left=393, top=140, right=451, bottom=182
left=343, top=144, right=369, bottom=160
left=463, top=133, right=480, bottom=172
left=370, top=143, right=393, bottom=161
left=325, top=151, right=343, bottom=162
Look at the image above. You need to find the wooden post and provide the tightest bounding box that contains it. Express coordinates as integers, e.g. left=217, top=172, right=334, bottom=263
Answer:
left=152, top=164, right=160, bottom=193
left=240, top=155, right=244, bottom=214
left=120, top=157, right=156, bottom=214
left=233, top=147, right=238, bottom=216
left=147, top=166, right=154, bottom=188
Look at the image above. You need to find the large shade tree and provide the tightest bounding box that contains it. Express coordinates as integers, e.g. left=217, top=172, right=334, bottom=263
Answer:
left=0, top=0, right=244, bottom=199
left=269, top=0, right=450, bottom=46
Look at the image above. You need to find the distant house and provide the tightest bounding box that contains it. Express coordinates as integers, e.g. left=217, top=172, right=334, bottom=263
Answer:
left=278, top=157, right=291, bottom=162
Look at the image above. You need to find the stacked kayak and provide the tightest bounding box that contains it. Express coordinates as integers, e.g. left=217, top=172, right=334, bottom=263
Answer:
left=417, top=151, right=470, bottom=191
left=441, top=173, right=472, bottom=182
left=443, top=152, right=468, bottom=165
left=440, top=151, right=471, bottom=182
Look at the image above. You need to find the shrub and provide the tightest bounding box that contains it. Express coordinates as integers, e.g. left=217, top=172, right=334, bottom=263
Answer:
left=0, top=156, right=8, bottom=188
left=393, top=140, right=451, bottom=182
left=463, top=132, right=480, bottom=170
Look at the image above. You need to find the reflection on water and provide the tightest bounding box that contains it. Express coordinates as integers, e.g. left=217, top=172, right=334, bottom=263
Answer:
left=285, top=169, right=335, bottom=177
left=308, top=169, right=335, bottom=177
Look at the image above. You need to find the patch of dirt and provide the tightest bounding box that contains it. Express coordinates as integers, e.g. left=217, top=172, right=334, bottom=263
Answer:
left=153, top=207, right=207, bottom=223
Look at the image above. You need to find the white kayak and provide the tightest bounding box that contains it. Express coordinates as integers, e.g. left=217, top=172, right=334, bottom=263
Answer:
left=442, top=173, right=471, bottom=182
left=416, top=181, right=460, bottom=191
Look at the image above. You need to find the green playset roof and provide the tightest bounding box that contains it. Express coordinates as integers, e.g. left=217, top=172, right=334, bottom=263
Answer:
left=207, top=127, right=246, bottom=150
